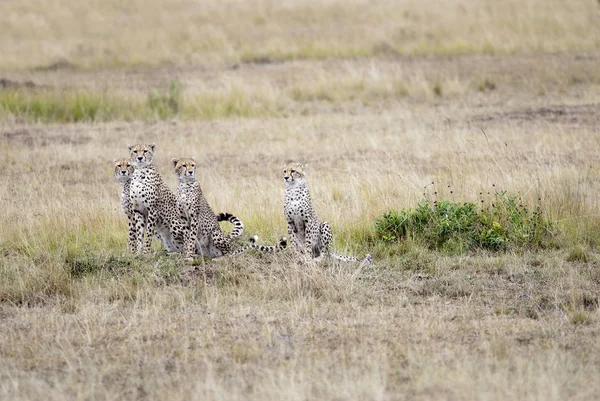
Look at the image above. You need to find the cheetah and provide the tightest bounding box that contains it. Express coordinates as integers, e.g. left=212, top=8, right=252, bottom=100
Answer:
left=113, top=158, right=187, bottom=253
left=127, top=143, right=190, bottom=254
left=113, top=158, right=138, bottom=252
left=282, top=162, right=371, bottom=264
left=173, top=157, right=287, bottom=258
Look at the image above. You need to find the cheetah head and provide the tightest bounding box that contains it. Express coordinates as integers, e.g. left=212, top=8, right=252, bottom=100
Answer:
left=172, top=157, right=197, bottom=183
left=127, top=143, right=156, bottom=168
left=282, top=162, right=307, bottom=186
left=113, top=158, right=134, bottom=183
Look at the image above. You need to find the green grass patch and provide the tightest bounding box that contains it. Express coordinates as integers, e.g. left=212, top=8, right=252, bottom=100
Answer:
left=0, top=82, right=281, bottom=123
left=375, top=191, right=554, bottom=253
left=183, top=86, right=282, bottom=119
left=289, top=79, right=409, bottom=104
left=0, top=254, right=73, bottom=306
left=566, top=245, right=591, bottom=263
left=147, top=79, right=182, bottom=119
left=0, top=248, right=196, bottom=307
left=65, top=251, right=135, bottom=278
left=0, top=89, right=142, bottom=122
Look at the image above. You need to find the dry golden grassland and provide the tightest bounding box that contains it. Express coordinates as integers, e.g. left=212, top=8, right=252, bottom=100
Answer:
left=1, top=0, right=600, bottom=400
left=0, top=0, right=599, bottom=69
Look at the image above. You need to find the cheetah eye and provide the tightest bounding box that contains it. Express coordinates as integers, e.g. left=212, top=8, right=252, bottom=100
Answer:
left=291, top=169, right=296, bottom=173
left=143, top=150, right=147, bottom=153
left=133, top=150, right=138, bottom=153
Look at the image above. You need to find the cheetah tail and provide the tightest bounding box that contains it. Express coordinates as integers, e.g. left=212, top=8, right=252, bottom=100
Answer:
left=229, top=237, right=287, bottom=256
left=217, top=212, right=244, bottom=239
left=328, top=252, right=373, bottom=264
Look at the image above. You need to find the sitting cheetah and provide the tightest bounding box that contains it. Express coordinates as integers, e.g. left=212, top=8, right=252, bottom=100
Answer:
left=282, top=162, right=371, bottom=264
left=173, top=157, right=287, bottom=258
left=127, top=143, right=190, bottom=254
left=113, top=158, right=184, bottom=253
left=116, top=154, right=245, bottom=255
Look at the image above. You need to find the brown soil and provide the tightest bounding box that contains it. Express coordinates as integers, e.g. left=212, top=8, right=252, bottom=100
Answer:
left=0, top=128, right=92, bottom=147
left=471, top=104, right=600, bottom=129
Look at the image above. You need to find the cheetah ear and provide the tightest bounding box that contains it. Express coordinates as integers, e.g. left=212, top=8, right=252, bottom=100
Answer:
left=302, top=163, right=309, bottom=171
left=171, top=158, right=179, bottom=168
left=149, top=143, right=156, bottom=152
left=126, top=145, right=133, bottom=151
left=113, top=159, right=117, bottom=164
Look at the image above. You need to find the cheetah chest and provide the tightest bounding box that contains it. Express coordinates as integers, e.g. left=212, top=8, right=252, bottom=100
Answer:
left=130, top=169, right=158, bottom=213
left=119, top=182, right=132, bottom=216
left=178, top=190, right=197, bottom=221
left=285, top=199, right=309, bottom=225
left=285, top=188, right=314, bottom=241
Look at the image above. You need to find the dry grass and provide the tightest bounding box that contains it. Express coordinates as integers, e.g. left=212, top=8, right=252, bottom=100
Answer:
left=0, top=0, right=599, bottom=69
left=1, top=250, right=599, bottom=400
left=3, top=54, right=600, bottom=123
left=2, top=90, right=600, bottom=398
left=2, top=0, right=600, bottom=399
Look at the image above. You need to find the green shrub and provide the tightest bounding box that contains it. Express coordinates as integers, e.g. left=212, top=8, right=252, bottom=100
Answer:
left=375, top=191, right=553, bottom=252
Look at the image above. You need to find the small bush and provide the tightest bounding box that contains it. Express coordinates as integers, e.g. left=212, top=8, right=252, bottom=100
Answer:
left=375, top=191, right=553, bottom=253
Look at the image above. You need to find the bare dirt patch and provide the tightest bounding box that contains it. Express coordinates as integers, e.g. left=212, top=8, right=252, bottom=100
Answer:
left=3, top=52, right=598, bottom=100
left=32, top=59, right=77, bottom=72
left=0, top=78, right=36, bottom=89
left=0, top=128, right=92, bottom=147
left=471, top=103, right=600, bottom=129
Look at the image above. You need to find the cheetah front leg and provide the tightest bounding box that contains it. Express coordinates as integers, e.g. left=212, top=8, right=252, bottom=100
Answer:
left=287, top=219, right=305, bottom=256
left=143, top=208, right=158, bottom=254
left=306, top=220, right=324, bottom=260
left=127, top=214, right=137, bottom=253
left=319, top=221, right=333, bottom=257
left=133, top=210, right=145, bottom=254
left=209, top=229, right=229, bottom=258
left=184, top=215, right=199, bottom=259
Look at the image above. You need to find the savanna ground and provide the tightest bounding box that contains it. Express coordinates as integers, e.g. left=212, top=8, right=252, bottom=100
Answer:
left=1, top=0, right=600, bottom=400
